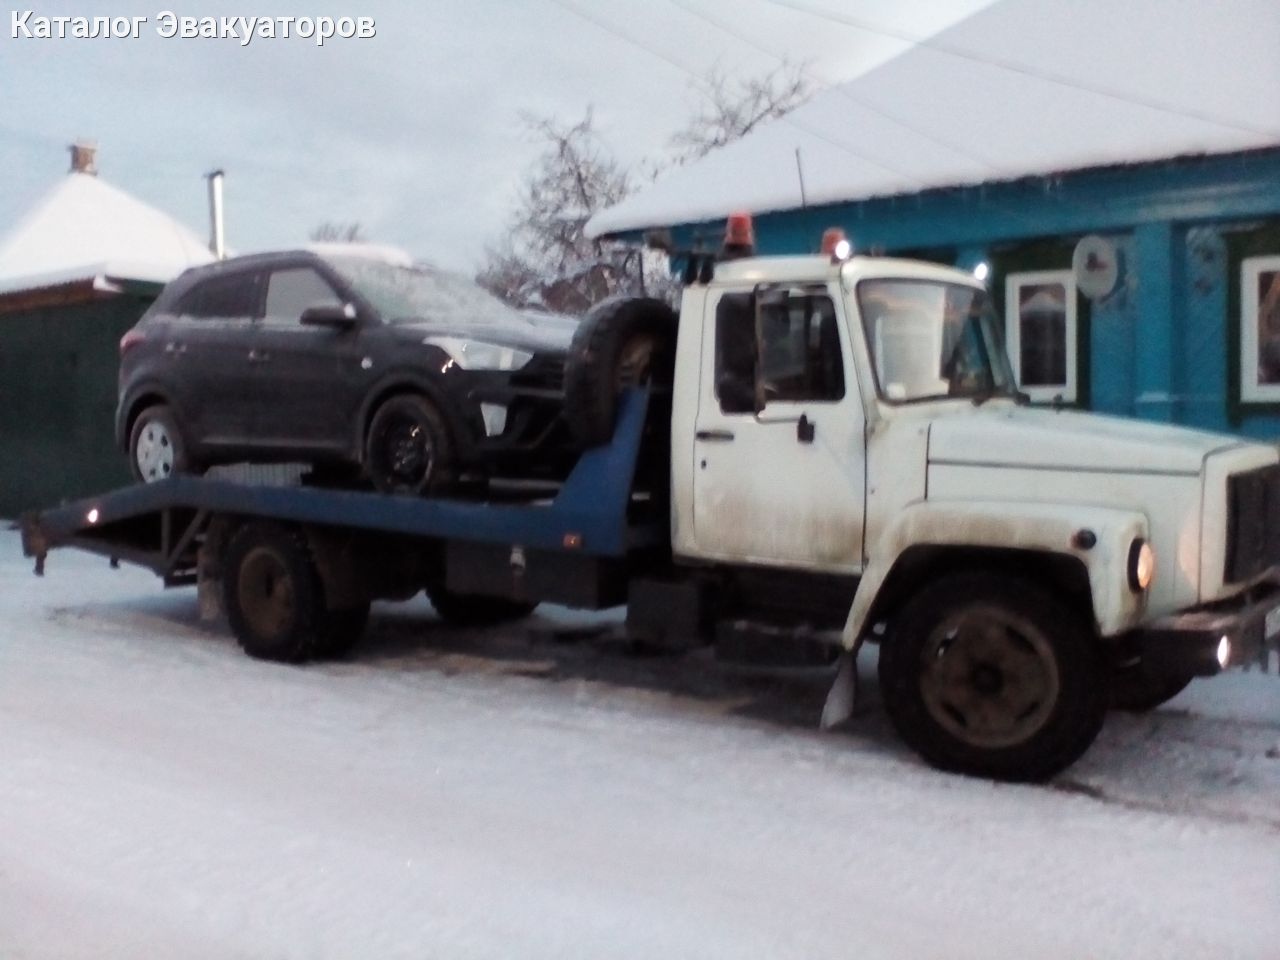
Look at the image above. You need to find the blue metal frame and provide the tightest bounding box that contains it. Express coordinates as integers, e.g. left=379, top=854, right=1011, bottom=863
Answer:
left=24, top=390, right=662, bottom=569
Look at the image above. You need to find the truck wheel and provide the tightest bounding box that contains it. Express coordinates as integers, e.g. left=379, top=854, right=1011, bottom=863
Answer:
left=129, top=404, right=195, bottom=483
left=1109, top=663, right=1193, bottom=712
left=878, top=573, right=1108, bottom=782
left=222, top=523, right=323, bottom=663
left=564, top=297, right=676, bottom=447
left=425, top=585, right=538, bottom=627
left=312, top=603, right=371, bottom=660
left=365, top=394, right=455, bottom=495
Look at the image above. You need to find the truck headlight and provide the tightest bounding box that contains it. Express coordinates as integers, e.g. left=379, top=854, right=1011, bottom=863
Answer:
left=1128, top=538, right=1155, bottom=592
left=424, top=336, right=532, bottom=372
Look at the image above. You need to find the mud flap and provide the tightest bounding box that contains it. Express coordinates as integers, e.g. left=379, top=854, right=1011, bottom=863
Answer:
left=820, top=650, right=859, bottom=730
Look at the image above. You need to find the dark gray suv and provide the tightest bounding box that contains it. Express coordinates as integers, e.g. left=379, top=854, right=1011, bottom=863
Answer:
left=117, top=248, right=574, bottom=494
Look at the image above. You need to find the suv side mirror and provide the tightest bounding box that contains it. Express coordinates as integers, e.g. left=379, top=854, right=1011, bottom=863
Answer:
left=300, top=303, right=357, bottom=329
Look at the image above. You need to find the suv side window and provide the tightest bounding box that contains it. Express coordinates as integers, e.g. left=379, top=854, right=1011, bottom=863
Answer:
left=174, top=272, right=259, bottom=319
left=263, top=268, right=341, bottom=324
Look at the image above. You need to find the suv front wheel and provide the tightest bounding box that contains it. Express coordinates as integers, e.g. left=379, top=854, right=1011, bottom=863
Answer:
left=364, top=394, right=456, bottom=495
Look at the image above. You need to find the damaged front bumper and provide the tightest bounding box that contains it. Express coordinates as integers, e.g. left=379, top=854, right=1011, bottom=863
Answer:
left=1134, top=577, right=1280, bottom=676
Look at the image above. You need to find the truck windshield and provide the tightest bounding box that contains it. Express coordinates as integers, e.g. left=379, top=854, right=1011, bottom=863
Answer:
left=856, top=279, right=1016, bottom=404
left=325, top=257, right=533, bottom=328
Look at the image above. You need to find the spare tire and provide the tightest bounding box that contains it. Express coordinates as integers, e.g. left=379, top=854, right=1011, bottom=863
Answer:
left=563, top=297, right=677, bottom=447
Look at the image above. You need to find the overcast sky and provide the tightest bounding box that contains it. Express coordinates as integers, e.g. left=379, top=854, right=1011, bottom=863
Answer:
left=0, top=1, right=992, bottom=272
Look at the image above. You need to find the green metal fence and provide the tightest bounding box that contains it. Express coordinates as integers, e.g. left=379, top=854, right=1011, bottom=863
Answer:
left=0, top=294, right=152, bottom=518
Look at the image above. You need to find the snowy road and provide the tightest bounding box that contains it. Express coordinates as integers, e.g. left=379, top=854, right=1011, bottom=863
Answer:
left=2, top=529, right=1278, bottom=959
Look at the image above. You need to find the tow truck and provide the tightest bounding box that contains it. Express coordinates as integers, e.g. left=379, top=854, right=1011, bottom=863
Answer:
left=21, top=215, right=1280, bottom=782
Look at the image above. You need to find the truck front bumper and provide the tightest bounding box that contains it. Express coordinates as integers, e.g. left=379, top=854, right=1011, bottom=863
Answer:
left=1135, top=578, right=1280, bottom=676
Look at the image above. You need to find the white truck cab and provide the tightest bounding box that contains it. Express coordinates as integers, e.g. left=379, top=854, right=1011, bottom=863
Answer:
left=634, top=234, right=1280, bottom=780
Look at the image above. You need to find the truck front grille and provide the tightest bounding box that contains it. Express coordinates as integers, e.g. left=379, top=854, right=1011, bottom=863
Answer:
left=1224, top=462, right=1280, bottom=583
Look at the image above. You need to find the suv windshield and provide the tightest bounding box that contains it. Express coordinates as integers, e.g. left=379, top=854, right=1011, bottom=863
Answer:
left=325, top=256, right=532, bottom=328
left=857, top=278, right=1016, bottom=403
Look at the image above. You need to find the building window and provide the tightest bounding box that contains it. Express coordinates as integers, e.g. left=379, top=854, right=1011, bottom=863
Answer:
left=1004, top=270, right=1077, bottom=403
left=1239, top=255, right=1280, bottom=403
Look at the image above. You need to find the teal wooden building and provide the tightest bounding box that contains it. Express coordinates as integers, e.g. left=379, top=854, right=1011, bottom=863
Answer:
left=588, top=0, right=1280, bottom=438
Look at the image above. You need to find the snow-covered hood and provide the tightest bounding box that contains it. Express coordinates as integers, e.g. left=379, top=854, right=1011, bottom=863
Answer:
left=927, top=405, right=1247, bottom=475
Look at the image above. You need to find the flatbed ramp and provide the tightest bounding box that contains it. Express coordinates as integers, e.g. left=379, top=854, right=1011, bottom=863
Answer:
left=21, top=391, right=665, bottom=606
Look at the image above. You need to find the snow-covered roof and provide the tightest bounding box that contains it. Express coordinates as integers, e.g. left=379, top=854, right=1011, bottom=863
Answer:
left=0, top=172, right=214, bottom=296
left=588, top=0, right=1280, bottom=237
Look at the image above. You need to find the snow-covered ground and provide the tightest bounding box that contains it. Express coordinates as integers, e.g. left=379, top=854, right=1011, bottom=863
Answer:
left=1, top=528, right=1278, bottom=959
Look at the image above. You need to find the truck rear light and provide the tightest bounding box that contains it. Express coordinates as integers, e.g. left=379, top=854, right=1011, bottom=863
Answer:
left=119, top=329, right=146, bottom=356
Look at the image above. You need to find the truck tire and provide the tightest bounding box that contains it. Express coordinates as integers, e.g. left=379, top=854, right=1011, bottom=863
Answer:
left=313, top=603, right=372, bottom=659
left=222, top=523, right=324, bottom=663
left=563, top=297, right=677, bottom=447
left=425, top=585, right=538, bottom=627
left=129, top=404, right=196, bottom=483
left=365, top=394, right=456, bottom=495
left=878, top=573, right=1108, bottom=782
left=1109, top=663, right=1194, bottom=712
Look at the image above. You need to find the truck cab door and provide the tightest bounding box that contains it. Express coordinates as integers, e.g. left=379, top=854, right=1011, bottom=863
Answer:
left=689, top=284, right=866, bottom=572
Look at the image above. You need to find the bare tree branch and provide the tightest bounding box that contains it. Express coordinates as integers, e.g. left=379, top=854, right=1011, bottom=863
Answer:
left=309, top=221, right=367, bottom=243
left=669, top=62, right=810, bottom=164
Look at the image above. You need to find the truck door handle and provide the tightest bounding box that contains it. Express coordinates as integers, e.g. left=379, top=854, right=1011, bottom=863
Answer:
left=248, top=349, right=271, bottom=364
left=695, top=429, right=735, bottom=442
left=797, top=414, right=815, bottom=444
left=163, top=342, right=186, bottom=356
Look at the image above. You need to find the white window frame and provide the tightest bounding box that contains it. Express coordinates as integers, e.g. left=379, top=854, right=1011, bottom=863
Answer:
left=1239, top=254, right=1280, bottom=403
left=1004, top=269, right=1077, bottom=403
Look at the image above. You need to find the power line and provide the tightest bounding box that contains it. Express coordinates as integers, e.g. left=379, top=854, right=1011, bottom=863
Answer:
left=542, top=0, right=939, bottom=190
left=756, top=0, right=1280, bottom=138
left=664, top=0, right=1012, bottom=176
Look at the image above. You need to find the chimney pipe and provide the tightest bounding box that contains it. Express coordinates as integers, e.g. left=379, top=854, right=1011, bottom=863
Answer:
left=205, top=169, right=225, bottom=260
left=69, top=140, right=98, bottom=175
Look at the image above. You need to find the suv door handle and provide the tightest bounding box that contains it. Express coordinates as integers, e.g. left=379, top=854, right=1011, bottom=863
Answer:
left=695, top=429, right=735, bottom=442
left=247, top=348, right=271, bottom=363
left=163, top=342, right=186, bottom=356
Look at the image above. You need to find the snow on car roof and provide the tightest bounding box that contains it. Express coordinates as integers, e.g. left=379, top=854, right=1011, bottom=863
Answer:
left=587, top=0, right=1280, bottom=237
left=304, top=242, right=414, bottom=268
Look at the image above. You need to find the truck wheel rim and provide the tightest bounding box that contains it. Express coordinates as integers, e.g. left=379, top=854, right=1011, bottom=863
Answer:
left=918, top=606, right=1061, bottom=750
left=374, top=415, right=433, bottom=489
left=135, top=420, right=175, bottom=482
left=238, top=547, right=295, bottom=641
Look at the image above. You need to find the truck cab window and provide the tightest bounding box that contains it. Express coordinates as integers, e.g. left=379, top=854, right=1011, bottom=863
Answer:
left=757, top=291, right=845, bottom=403
left=715, top=293, right=757, bottom=414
